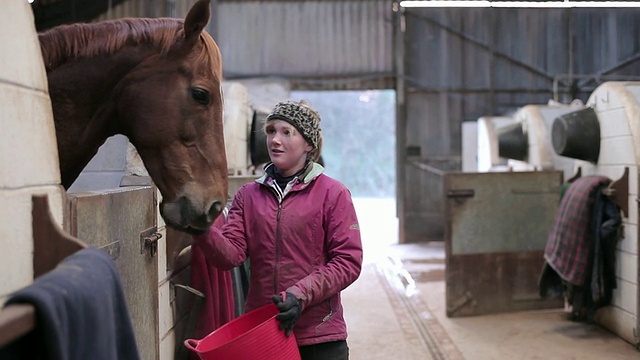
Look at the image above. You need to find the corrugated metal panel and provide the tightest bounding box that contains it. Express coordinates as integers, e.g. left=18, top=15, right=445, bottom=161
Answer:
left=31, top=0, right=130, bottom=30
left=92, top=0, right=202, bottom=21
left=570, top=9, right=640, bottom=76
left=405, top=8, right=640, bottom=104
left=93, top=0, right=152, bottom=20
left=93, top=0, right=221, bottom=42
left=217, top=0, right=394, bottom=90
left=401, top=7, right=640, bottom=165
left=93, top=0, right=169, bottom=21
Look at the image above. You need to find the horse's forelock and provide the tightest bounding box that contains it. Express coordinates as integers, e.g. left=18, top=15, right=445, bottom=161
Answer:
left=39, top=18, right=185, bottom=70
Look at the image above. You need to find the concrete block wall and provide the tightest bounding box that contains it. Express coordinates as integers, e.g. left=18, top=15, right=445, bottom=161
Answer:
left=582, top=82, right=640, bottom=346
left=0, top=1, right=66, bottom=300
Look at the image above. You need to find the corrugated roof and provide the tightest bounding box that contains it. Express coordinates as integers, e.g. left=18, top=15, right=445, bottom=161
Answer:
left=217, top=0, right=394, bottom=90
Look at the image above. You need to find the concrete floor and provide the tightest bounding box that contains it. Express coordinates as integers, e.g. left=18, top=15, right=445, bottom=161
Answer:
left=341, top=198, right=639, bottom=360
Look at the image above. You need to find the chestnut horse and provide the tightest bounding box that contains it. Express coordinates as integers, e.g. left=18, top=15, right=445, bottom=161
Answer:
left=39, top=0, right=227, bottom=234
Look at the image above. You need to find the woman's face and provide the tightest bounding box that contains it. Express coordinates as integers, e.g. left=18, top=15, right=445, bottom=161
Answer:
left=265, top=119, right=313, bottom=177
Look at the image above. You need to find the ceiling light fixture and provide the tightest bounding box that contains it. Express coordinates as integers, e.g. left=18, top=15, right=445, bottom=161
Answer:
left=400, top=1, right=640, bottom=8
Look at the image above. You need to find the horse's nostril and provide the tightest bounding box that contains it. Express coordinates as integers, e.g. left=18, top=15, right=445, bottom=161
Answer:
left=208, top=201, right=224, bottom=222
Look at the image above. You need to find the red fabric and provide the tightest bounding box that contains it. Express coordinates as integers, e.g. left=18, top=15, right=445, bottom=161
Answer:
left=188, top=214, right=235, bottom=360
left=544, top=175, right=610, bottom=286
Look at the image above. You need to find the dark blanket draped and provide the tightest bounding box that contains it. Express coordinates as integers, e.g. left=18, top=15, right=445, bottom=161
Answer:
left=1, top=247, right=139, bottom=360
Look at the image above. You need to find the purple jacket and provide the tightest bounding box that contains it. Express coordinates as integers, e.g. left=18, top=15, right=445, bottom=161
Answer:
left=194, top=163, right=363, bottom=346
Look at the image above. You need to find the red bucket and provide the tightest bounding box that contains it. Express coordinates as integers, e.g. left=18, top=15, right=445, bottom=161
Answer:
left=184, top=303, right=301, bottom=360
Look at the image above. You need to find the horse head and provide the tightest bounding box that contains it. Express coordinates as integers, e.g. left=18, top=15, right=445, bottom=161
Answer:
left=115, top=0, right=227, bottom=233
left=41, top=0, right=227, bottom=234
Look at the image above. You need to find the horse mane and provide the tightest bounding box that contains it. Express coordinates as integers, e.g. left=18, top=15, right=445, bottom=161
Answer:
left=39, top=17, right=221, bottom=76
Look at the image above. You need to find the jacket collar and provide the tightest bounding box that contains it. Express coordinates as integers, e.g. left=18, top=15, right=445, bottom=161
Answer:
left=256, top=162, right=324, bottom=186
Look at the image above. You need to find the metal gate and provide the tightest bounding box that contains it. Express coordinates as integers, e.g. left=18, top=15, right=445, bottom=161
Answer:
left=65, top=186, right=159, bottom=359
left=444, top=171, right=564, bottom=317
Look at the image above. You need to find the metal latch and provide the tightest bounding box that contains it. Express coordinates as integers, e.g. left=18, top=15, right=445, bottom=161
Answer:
left=446, top=189, right=475, bottom=199
left=140, top=227, right=162, bottom=257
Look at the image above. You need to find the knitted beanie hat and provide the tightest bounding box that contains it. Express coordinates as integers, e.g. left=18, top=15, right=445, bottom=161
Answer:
left=265, top=100, right=322, bottom=149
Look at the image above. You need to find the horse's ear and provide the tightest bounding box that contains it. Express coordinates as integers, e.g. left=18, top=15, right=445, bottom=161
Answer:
left=184, top=0, right=211, bottom=44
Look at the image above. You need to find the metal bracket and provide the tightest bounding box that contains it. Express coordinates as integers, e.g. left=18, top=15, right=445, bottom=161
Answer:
left=447, top=291, right=476, bottom=316
left=140, top=226, right=162, bottom=257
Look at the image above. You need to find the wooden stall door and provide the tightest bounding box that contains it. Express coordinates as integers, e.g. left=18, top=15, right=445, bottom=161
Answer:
left=66, top=186, right=158, bottom=359
left=444, top=171, right=564, bottom=317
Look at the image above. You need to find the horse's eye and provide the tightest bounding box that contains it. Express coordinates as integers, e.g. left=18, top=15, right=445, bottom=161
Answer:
left=191, top=88, right=210, bottom=105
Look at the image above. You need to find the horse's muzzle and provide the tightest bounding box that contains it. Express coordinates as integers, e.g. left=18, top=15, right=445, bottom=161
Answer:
left=160, top=196, right=224, bottom=234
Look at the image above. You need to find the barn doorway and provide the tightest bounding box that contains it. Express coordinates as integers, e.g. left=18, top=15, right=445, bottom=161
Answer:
left=291, top=90, right=397, bottom=263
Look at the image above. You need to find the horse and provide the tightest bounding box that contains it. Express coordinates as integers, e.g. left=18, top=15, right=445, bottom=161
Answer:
left=38, top=0, right=228, bottom=234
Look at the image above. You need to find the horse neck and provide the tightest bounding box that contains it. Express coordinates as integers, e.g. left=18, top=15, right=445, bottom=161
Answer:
left=47, top=47, right=153, bottom=188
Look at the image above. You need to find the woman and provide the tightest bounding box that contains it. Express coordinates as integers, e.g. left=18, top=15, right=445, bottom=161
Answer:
left=193, top=99, right=363, bottom=359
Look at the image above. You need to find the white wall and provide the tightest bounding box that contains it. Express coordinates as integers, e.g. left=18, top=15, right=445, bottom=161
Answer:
left=585, top=82, right=640, bottom=345
left=477, top=116, right=513, bottom=172
left=222, top=81, right=252, bottom=176
left=462, top=121, right=477, bottom=172
left=0, top=1, right=66, bottom=300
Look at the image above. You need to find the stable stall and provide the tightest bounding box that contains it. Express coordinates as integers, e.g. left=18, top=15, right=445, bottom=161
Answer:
left=448, top=82, right=639, bottom=348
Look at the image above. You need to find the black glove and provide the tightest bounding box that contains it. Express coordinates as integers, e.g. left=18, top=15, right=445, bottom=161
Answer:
left=271, top=292, right=301, bottom=337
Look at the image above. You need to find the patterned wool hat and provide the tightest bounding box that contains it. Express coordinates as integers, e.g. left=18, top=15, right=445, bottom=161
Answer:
left=265, top=100, right=322, bottom=149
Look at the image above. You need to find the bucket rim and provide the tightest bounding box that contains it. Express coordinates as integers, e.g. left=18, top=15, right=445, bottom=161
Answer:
left=185, top=303, right=282, bottom=354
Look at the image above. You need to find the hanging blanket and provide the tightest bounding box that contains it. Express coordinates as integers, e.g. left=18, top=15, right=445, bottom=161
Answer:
left=190, top=239, right=235, bottom=339
left=2, top=247, right=139, bottom=360
left=544, top=175, right=611, bottom=286
left=187, top=209, right=235, bottom=360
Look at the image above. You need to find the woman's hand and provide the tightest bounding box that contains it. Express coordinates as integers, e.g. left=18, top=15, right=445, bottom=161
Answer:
left=271, top=292, right=301, bottom=337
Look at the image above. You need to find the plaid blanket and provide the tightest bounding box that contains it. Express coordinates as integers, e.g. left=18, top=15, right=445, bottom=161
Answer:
left=544, top=175, right=610, bottom=286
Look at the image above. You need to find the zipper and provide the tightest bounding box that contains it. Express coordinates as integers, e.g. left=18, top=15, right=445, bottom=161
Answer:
left=273, top=201, right=282, bottom=294
left=316, top=299, right=334, bottom=329
left=264, top=179, right=284, bottom=294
